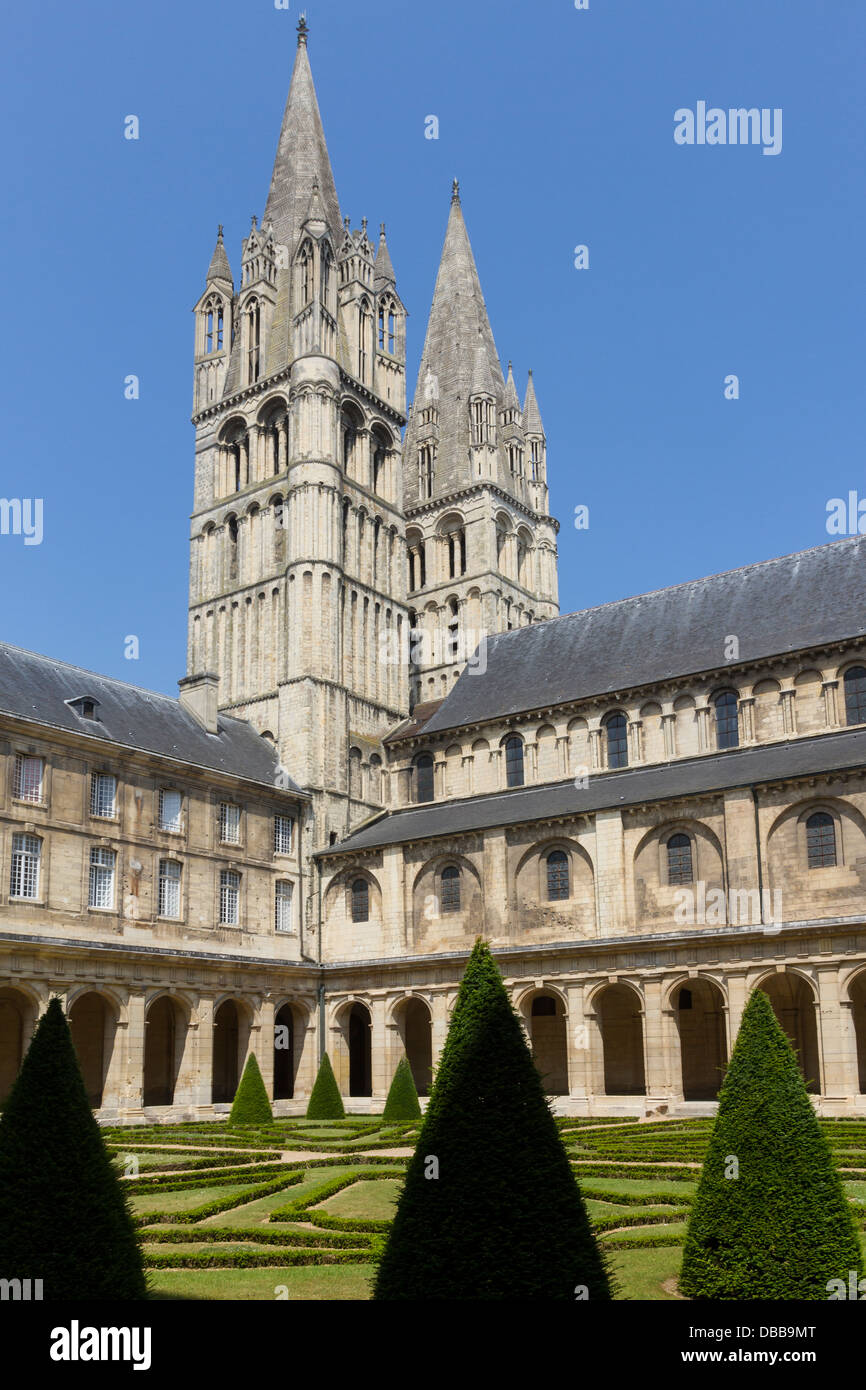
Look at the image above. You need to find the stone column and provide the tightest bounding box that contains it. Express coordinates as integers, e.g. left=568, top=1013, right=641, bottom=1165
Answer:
left=258, top=997, right=276, bottom=1099
left=193, top=996, right=215, bottom=1112
left=662, top=709, right=677, bottom=757
left=725, top=973, right=750, bottom=1048
left=695, top=704, right=712, bottom=752
left=779, top=683, right=797, bottom=735
left=430, top=992, right=450, bottom=1073
left=588, top=725, right=603, bottom=770
left=118, top=991, right=145, bottom=1115
left=565, top=982, right=590, bottom=1106
left=738, top=695, right=756, bottom=743
left=822, top=678, right=839, bottom=728
left=642, top=979, right=672, bottom=1100
left=816, top=966, right=851, bottom=1100
left=628, top=718, right=643, bottom=764
left=370, top=996, right=387, bottom=1100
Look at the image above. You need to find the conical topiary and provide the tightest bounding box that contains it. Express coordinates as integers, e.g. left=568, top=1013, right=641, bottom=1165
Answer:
left=374, top=939, right=613, bottom=1299
left=0, top=997, right=147, bottom=1299
left=680, top=987, right=863, bottom=1299
left=306, top=1051, right=345, bottom=1119
left=228, top=1051, right=273, bottom=1125
left=382, top=1055, right=422, bottom=1122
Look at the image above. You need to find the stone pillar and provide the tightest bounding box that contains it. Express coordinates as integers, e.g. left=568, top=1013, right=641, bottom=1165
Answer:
left=565, top=982, right=590, bottom=1104
left=258, top=997, right=275, bottom=1099
left=822, top=678, right=839, bottom=728
left=118, top=992, right=145, bottom=1114
left=430, top=992, right=450, bottom=1073
left=588, top=725, right=603, bottom=770
left=628, top=718, right=643, bottom=764
left=725, top=972, right=750, bottom=1048
left=738, top=695, right=756, bottom=743
left=779, top=683, right=797, bottom=735
left=662, top=709, right=677, bottom=757
left=695, top=704, right=712, bottom=752
left=816, top=966, right=850, bottom=1100
left=370, top=996, right=387, bottom=1100
left=193, top=996, right=215, bottom=1111
left=556, top=734, right=570, bottom=775
left=642, top=979, right=672, bottom=1100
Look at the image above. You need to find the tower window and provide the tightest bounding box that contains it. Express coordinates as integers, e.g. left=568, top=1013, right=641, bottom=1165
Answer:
left=844, top=667, right=866, bottom=725
left=714, top=690, right=739, bottom=749
left=419, top=445, right=434, bottom=499
left=504, top=735, right=524, bottom=788
left=245, top=297, right=261, bottom=384
left=351, top=877, right=369, bottom=923
left=604, top=712, right=629, bottom=769
left=546, top=849, right=569, bottom=901
left=666, top=833, right=693, bottom=885
left=440, top=864, right=461, bottom=913
left=414, top=753, right=435, bottom=803
left=806, top=811, right=836, bottom=868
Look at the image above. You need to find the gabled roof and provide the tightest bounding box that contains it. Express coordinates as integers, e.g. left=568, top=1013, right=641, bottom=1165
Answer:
left=0, top=643, right=305, bottom=793
left=421, top=535, right=866, bottom=735
left=323, top=726, right=866, bottom=855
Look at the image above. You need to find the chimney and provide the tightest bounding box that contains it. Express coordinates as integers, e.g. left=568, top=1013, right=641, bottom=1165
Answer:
left=178, top=673, right=220, bottom=735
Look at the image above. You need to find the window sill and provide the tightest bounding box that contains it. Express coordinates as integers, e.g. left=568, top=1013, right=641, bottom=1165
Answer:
left=12, top=797, right=47, bottom=810
left=87, top=906, right=118, bottom=916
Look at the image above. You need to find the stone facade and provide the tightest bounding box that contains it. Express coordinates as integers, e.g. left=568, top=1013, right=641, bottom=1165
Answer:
left=1, top=20, right=865, bottom=1120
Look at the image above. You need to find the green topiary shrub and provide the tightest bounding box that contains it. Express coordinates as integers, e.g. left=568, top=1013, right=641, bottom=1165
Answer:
left=374, top=939, right=613, bottom=1300
left=0, top=996, right=147, bottom=1300
left=306, top=1052, right=345, bottom=1120
left=228, top=1052, right=273, bottom=1126
left=381, top=1056, right=422, bottom=1122
left=680, top=987, right=864, bottom=1300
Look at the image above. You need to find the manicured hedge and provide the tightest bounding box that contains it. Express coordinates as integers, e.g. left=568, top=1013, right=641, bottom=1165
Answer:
left=229, top=1053, right=273, bottom=1126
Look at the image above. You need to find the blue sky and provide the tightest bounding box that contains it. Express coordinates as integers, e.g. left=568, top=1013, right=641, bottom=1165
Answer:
left=1, top=0, right=864, bottom=697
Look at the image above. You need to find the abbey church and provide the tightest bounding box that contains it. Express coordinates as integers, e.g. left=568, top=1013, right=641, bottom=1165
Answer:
left=1, top=20, right=865, bottom=1119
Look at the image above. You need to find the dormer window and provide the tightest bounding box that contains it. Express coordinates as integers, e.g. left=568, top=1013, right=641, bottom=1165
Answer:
left=68, top=696, right=100, bottom=721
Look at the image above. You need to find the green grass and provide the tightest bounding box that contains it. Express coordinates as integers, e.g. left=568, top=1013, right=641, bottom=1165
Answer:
left=148, top=1264, right=374, bottom=1300
left=316, top=1179, right=402, bottom=1220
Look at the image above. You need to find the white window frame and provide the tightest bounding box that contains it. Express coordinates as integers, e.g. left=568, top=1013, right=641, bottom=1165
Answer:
left=219, top=802, right=241, bottom=844
left=158, top=788, right=183, bottom=833
left=90, top=772, right=117, bottom=819
left=275, top=879, right=294, bottom=933
left=274, top=814, right=294, bottom=855
left=158, top=859, right=182, bottom=919
left=10, top=832, right=41, bottom=900
left=13, top=753, right=44, bottom=804
left=220, top=869, right=240, bottom=924
left=89, top=846, right=116, bottom=910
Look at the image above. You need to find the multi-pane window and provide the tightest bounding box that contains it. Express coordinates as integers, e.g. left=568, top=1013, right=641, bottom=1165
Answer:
left=220, top=869, right=240, bottom=924
left=714, top=690, right=739, bottom=750
left=351, top=878, right=369, bottom=923
left=504, top=736, right=525, bottom=788
left=546, top=850, right=569, bottom=901
left=667, top=833, right=693, bottom=885
left=158, top=860, right=182, bottom=919
left=13, top=753, right=44, bottom=803
left=415, top=754, right=434, bottom=804
left=219, top=802, right=241, bottom=844
left=844, top=667, right=866, bottom=726
left=274, top=815, right=294, bottom=855
left=806, top=812, right=837, bottom=869
left=440, top=865, right=461, bottom=913
left=605, top=713, right=629, bottom=769
left=10, top=833, right=41, bottom=900
left=88, top=847, right=116, bottom=909
left=90, top=772, right=117, bottom=819
left=158, top=789, right=182, bottom=832
left=275, top=880, right=294, bottom=933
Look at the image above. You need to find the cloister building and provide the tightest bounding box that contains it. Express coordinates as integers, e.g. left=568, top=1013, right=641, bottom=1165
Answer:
left=1, top=19, right=864, bottom=1119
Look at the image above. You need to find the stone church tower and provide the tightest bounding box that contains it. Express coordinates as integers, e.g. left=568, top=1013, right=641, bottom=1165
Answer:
left=186, top=18, right=410, bottom=847
left=402, top=182, right=560, bottom=706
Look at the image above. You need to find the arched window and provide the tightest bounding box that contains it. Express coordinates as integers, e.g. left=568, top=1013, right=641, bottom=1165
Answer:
left=414, top=753, right=434, bottom=803
left=546, top=849, right=569, bottom=901
left=806, top=812, right=836, bottom=868
left=358, top=300, right=371, bottom=381
left=604, top=712, right=628, bottom=769
left=351, top=877, right=369, bottom=922
left=447, top=598, right=459, bottom=661
left=504, top=735, right=524, bottom=787
left=245, top=297, right=261, bottom=384
left=418, top=445, right=434, bottom=499
left=714, top=690, right=739, bottom=749
left=844, top=667, right=866, bottom=725
left=666, top=833, right=693, bottom=885
left=448, top=529, right=467, bottom=578
left=440, top=865, right=460, bottom=913
left=226, top=515, right=239, bottom=580
left=299, top=243, right=313, bottom=305
left=320, top=247, right=332, bottom=306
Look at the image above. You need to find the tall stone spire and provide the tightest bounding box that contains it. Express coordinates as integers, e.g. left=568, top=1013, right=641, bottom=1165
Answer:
left=404, top=185, right=505, bottom=500
left=523, top=368, right=545, bottom=436
left=262, top=21, right=342, bottom=258
left=206, top=225, right=232, bottom=287
left=374, top=223, right=396, bottom=287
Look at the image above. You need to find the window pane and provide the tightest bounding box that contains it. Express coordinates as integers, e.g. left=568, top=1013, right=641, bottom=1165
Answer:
left=89, top=847, right=116, bottom=909
left=220, top=803, right=240, bottom=843
left=275, top=881, right=293, bottom=933
left=715, top=691, right=739, bottom=750
left=546, top=850, right=569, bottom=901
left=667, top=833, right=693, bottom=885
left=806, top=812, right=836, bottom=868
left=440, top=866, right=460, bottom=913
left=505, top=737, right=524, bottom=787
left=220, top=869, right=240, bottom=923
left=14, top=753, right=44, bottom=802
left=158, top=860, right=181, bottom=918
left=159, top=789, right=182, bottom=831
left=844, top=667, right=866, bottom=725
left=415, top=755, right=434, bottom=803
left=605, top=714, right=628, bottom=769
left=274, top=815, right=294, bottom=854
left=351, top=878, right=369, bottom=923
left=91, top=773, right=116, bottom=818
left=10, top=833, right=40, bottom=899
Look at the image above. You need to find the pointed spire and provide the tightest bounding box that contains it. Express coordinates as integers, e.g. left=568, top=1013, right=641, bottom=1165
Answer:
left=504, top=361, right=521, bottom=415
left=206, top=225, right=232, bottom=285
left=263, top=28, right=341, bottom=255
left=303, top=179, right=328, bottom=236
left=374, top=222, right=396, bottom=287
left=471, top=341, right=497, bottom=397
left=523, top=368, right=545, bottom=436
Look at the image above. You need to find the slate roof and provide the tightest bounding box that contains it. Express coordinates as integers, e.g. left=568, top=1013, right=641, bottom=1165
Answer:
left=323, top=726, right=866, bottom=855
left=0, top=643, right=304, bottom=793
left=421, top=535, right=866, bottom=735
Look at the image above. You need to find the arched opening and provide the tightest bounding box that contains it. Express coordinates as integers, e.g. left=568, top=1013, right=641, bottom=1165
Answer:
left=851, top=973, right=866, bottom=1094
left=604, top=711, right=629, bottom=769
left=348, top=1002, right=372, bottom=1097
left=69, top=992, right=112, bottom=1108
left=529, top=994, right=568, bottom=1095
left=274, top=1003, right=296, bottom=1100
left=597, top=984, right=646, bottom=1096
left=675, top=980, right=727, bottom=1100
left=212, top=1000, right=240, bottom=1104
left=396, top=998, right=433, bottom=1096
left=759, top=977, right=821, bottom=1093
left=143, top=996, right=184, bottom=1106
left=0, top=988, right=28, bottom=1102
